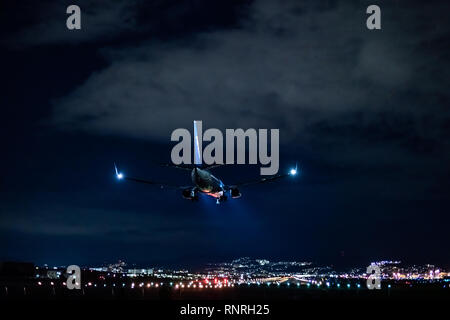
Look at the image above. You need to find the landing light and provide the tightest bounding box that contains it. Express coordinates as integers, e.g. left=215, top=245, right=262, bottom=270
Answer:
left=289, top=168, right=297, bottom=176
left=117, top=173, right=123, bottom=180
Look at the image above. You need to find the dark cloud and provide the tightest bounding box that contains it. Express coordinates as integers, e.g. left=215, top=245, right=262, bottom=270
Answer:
left=46, top=0, right=450, bottom=172
left=1, top=0, right=140, bottom=48
left=1, top=0, right=248, bottom=48
left=0, top=199, right=225, bottom=245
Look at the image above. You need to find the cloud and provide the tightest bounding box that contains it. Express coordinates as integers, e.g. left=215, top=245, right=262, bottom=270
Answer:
left=48, top=0, right=449, bottom=169
left=0, top=205, right=210, bottom=243
left=2, top=0, right=141, bottom=48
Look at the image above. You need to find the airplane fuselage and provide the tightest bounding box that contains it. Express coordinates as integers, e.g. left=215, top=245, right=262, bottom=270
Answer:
left=191, top=167, right=225, bottom=198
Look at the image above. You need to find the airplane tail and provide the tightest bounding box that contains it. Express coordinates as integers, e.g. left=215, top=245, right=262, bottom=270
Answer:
left=164, top=121, right=222, bottom=171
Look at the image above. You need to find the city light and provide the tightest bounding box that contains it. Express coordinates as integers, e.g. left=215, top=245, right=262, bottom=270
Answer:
left=23, top=258, right=449, bottom=299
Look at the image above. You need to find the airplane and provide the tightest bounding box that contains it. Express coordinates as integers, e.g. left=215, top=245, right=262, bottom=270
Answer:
left=114, top=162, right=298, bottom=204
left=114, top=121, right=298, bottom=204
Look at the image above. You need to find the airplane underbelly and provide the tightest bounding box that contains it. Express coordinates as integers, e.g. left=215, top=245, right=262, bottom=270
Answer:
left=192, top=169, right=224, bottom=196
left=197, top=179, right=221, bottom=194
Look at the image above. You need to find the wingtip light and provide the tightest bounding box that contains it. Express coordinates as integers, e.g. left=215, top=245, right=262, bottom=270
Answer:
left=114, top=162, right=124, bottom=180
left=289, top=162, right=299, bottom=176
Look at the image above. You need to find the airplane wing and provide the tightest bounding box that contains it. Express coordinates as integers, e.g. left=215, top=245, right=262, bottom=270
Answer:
left=227, top=165, right=298, bottom=188
left=114, top=163, right=190, bottom=189
left=160, top=163, right=193, bottom=171
left=227, top=173, right=290, bottom=188
left=202, top=163, right=225, bottom=170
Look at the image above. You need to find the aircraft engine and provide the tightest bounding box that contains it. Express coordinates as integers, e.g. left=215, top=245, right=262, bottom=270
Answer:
left=230, top=188, right=242, bottom=199
left=182, top=188, right=198, bottom=201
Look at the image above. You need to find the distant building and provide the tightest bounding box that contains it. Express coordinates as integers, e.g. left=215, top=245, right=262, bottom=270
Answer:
left=127, top=268, right=154, bottom=277
left=108, top=260, right=127, bottom=273
left=256, top=259, right=270, bottom=265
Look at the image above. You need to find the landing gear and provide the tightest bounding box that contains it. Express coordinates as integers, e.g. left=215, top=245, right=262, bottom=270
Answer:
left=216, top=195, right=228, bottom=204
left=182, top=187, right=198, bottom=201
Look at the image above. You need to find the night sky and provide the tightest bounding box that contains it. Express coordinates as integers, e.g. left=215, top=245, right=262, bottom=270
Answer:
left=0, top=0, right=449, bottom=269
